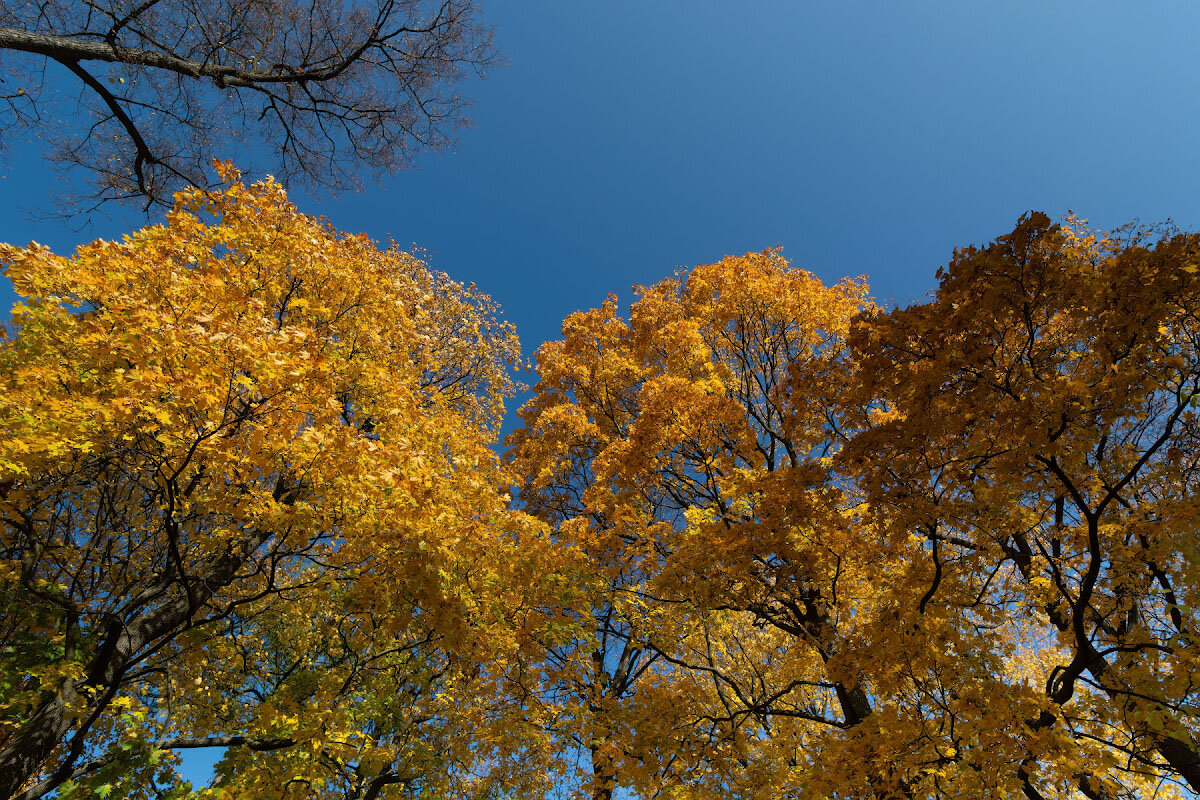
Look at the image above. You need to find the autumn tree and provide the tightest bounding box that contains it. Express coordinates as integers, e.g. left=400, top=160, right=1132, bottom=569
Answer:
left=507, top=293, right=683, bottom=800
left=508, top=252, right=911, bottom=799
left=0, top=0, right=494, bottom=210
left=511, top=245, right=1194, bottom=800
left=848, top=214, right=1200, bottom=798
left=0, top=166, right=557, bottom=800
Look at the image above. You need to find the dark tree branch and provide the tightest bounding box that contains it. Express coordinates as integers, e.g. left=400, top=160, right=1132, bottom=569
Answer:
left=0, top=0, right=495, bottom=211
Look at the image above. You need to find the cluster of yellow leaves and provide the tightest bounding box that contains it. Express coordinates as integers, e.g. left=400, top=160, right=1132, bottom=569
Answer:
left=845, top=212, right=1200, bottom=799
left=0, top=165, right=562, bottom=800
left=510, top=232, right=1200, bottom=800
left=4, top=174, right=1198, bottom=800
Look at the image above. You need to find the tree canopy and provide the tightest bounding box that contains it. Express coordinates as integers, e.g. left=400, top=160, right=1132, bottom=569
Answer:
left=0, top=167, right=558, bottom=800
left=510, top=228, right=1200, bottom=800
left=0, top=0, right=494, bottom=210
left=2, top=189, right=1198, bottom=800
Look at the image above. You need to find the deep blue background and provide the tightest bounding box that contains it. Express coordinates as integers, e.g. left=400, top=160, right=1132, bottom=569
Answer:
left=2, top=0, right=1199, bottom=787
left=4, top=2, right=1199, bottom=360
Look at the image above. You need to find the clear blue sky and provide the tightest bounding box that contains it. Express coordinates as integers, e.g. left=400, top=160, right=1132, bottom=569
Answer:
left=1, top=0, right=1199, bottom=786
left=4, top=1, right=1200, bottom=369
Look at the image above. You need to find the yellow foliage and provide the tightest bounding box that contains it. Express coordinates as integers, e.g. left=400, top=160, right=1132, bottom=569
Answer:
left=0, top=167, right=558, bottom=800
left=511, top=233, right=1200, bottom=799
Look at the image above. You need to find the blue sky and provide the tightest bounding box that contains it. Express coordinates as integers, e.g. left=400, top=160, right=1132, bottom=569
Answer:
left=4, top=1, right=1200, bottom=372
left=2, top=0, right=1199, bottom=787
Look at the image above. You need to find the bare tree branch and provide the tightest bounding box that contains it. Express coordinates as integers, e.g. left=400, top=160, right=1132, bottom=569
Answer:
left=0, top=0, right=496, bottom=212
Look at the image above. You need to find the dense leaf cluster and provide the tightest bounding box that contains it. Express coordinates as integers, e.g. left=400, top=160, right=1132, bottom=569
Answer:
left=1, top=181, right=1198, bottom=800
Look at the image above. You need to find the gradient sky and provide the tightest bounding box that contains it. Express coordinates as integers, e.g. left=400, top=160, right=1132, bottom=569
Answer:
left=1, top=0, right=1199, bottom=787
left=4, top=1, right=1200, bottom=369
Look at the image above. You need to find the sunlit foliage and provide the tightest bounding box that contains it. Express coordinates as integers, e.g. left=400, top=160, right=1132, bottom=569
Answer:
left=0, top=167, right=555, bottom=800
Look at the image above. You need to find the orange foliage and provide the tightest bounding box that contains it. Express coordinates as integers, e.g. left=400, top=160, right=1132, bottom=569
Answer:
left=512, top=234, right=1199, bottom=799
